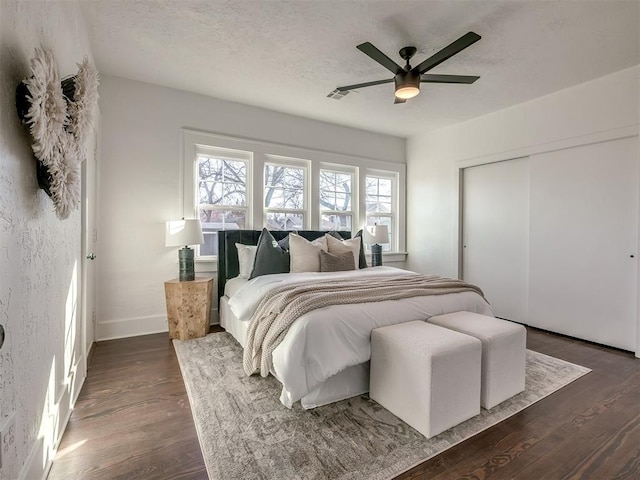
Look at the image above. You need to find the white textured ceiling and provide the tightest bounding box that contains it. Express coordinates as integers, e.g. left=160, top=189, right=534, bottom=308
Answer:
left=79, top=0, right=639, bottom=138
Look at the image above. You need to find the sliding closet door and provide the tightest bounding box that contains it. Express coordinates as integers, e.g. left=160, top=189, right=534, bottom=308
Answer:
left=528, top=137, right=638, bottom=351
left=462, top=158, right=529, bottom=323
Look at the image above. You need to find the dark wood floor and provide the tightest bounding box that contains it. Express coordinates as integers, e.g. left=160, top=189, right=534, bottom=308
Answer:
left=48, top=326, right=640, bottom=480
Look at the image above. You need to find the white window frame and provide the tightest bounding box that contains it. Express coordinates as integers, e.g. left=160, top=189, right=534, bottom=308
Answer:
left=319, top=164, right=356, bottom=231
left=182, top=129, right=406, bottom=266
left=263, top=155, right=310, bottom=230
left=364, top=170, right=399, bottom=253
left=194, top=146, right=252, bottom=259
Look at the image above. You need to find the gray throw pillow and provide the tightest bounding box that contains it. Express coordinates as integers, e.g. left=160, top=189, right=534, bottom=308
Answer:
left=277, top=235, right=290, bottom=251
left=320, top=250, right=356, bottom=272
left=354, top=230, right=368, bottom=269
left=329, top=230, right=367, bottom=269
left=249, top=228, right=290, bottom=279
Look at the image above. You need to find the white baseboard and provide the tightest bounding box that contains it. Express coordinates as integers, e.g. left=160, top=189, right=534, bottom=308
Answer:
left=97, top=309, right=219, bottom=341
left=19, top=356, right=86, bottom=480
left=97, top=314, right=168, bottom=341
left=19, top=434, right=47, bottom=480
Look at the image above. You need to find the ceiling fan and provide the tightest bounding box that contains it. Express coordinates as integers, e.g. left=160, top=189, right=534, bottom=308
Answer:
left=335, top=32, right=481, bottom=104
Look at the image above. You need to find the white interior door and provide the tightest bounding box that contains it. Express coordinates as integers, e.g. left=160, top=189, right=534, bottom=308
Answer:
left=528, top=137, right=638, bottom=351
left=462, top=157, right=529, bottom=323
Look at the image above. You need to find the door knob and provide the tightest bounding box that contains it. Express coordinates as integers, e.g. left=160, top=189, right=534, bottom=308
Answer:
left=86, top=253, right=96, bottom=260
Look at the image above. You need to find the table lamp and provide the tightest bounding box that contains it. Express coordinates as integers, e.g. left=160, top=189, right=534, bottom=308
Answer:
left=364, top=224, right=389, bottom=267
left=165, top=218, right=204, bottom=281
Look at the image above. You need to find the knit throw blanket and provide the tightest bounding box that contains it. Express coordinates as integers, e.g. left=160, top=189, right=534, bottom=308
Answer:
left=243, top=273, right=486, bottom=377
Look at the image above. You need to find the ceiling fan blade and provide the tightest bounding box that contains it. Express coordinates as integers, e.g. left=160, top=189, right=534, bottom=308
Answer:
left=421, top=74, right=480, bottom=84
left=357, top=42, right=404, bottom=75
left=394, top=97, right=406, bottom=104
left=337, top=78, right=393, bottom=92
left=411, top=32, right=481, bottom=75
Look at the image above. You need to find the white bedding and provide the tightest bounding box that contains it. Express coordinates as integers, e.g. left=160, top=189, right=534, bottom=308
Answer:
left=226, top=266, right=493, bottom=408
left=224, top=276, right=249, bottom=298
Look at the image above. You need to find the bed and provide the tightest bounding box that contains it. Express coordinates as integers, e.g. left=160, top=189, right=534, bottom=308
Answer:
left=217, top=229, right=494, bottom=409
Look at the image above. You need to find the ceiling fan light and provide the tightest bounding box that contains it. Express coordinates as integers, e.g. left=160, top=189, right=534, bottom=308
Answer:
left=395, top=85, right=420, bottom=99
left=394, top=71, right=420, bottom=99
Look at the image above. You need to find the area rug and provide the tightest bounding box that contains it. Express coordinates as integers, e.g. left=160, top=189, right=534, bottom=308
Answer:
left=174, top=332, right=590, bottom=480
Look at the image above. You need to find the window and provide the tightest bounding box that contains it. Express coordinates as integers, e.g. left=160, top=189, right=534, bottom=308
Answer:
left=183, top=130, right=406, bottom=262
left=264, top=159, right=307, bottom=230
left=196, top=147, right=251, bottom=257
left=319, top=169, right=353, bottom=230
left=366, top=174, right=395, bottom=251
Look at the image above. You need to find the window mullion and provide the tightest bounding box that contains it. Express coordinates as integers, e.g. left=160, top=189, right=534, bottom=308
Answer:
left=310, top=160, right=320, bottom=229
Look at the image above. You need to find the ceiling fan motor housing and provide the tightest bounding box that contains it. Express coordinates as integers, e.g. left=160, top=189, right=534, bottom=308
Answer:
left=394, top=70, right=421, bottom=98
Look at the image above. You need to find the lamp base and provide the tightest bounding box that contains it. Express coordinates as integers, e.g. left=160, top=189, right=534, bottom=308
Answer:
left=178, top=246, right=195, bottom=282
left=371, top=244, right=383, bottom=267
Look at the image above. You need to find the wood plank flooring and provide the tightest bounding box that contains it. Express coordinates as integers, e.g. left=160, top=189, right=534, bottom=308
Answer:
left=48, top=326, right=640, bottom=480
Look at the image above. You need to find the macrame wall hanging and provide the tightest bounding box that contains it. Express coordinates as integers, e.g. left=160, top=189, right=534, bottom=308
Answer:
left=16, top=46, right=99, bottom=220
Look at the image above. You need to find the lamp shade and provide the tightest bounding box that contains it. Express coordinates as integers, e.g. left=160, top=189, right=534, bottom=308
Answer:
left=165, top=219, right=204, bottom=247
left=364, top=224, right=389, bottom=244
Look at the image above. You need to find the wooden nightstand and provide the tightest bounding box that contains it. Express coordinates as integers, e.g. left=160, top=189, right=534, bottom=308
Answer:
left=164, top=277, right=213, bottom=340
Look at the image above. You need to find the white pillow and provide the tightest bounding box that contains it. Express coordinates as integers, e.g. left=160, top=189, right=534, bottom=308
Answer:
left=235, top=243, right=258, bottom=279
left=289, top=234, right=328, bottom=273
left=325, top=234, right=360, bottom=269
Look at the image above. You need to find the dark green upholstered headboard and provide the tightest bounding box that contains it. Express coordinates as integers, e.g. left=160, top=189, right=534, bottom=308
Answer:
left=217, top=230, right=351, bottom=301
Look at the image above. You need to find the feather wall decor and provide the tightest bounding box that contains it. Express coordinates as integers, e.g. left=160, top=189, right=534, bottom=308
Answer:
left=16, top=46, right=99, bottom=219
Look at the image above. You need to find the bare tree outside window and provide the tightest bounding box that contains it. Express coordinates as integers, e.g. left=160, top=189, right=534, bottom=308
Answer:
left=186, top=132, right=405, bottom=261
left=320, top=170, right=353, bottom=230
left=264, top=164, right=306, bottom=230
left=197, top=154, right=249, bottom=256
left=366, top=176, right=392, bottom=213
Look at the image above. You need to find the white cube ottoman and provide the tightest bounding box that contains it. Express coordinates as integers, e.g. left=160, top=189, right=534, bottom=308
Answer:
left=370, top=320, right=481, bottom=438
left=427, top=311, right=526, bottom=409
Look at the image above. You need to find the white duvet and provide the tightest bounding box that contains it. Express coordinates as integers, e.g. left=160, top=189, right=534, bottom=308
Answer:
left=229, top=266, right=493, bottom=408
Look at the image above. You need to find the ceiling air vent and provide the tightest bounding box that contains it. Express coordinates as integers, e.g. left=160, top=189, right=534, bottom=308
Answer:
left=327, top=88, right=351, bottom=100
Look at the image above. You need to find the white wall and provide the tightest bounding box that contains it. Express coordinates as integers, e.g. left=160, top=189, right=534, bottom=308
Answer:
left=0, top=1, right=94, bottom=479
left=97, top=76, right=405, bottom=340
left=407, top=66, right=639, bottom=276
left=407, top=66, right=639, bottom=352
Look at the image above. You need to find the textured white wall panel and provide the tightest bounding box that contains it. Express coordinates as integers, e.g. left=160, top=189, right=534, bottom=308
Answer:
left=0, top=1, right=94, bottom=478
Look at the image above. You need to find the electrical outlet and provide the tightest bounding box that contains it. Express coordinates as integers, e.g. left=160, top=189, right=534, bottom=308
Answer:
left=0, top=412, right=16, bottom=470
